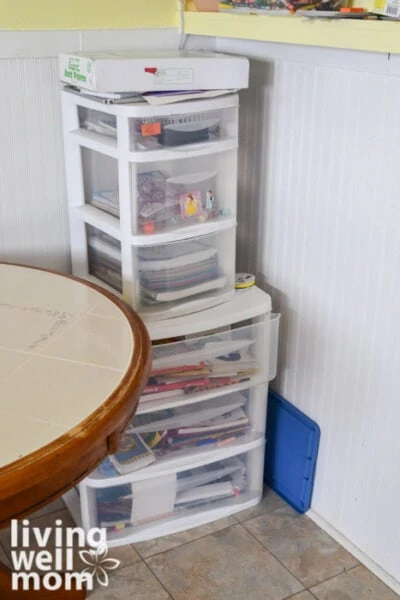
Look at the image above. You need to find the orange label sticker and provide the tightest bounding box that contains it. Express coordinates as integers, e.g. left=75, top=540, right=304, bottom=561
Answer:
left=141, top=122, right=161, bottom=136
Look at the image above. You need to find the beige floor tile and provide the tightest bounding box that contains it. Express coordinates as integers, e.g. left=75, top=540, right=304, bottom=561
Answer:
left=28, top=497, right=67, bottom=520
left=134, top=515, right=236, bottom=559
left=0, top=542, right=11, bottom=568
left=107, top=544, right=142, bottom=567
left=287, top=592, right=316, bottom=600
left=87, top=561, right=171, bottom=599
left=310, top=565, right=400, bottom=600
left=234, top=487, right=287, bottom=523
left=243, top=506, right=358, bottom=587
left=147, top=523, right=304, bottom=600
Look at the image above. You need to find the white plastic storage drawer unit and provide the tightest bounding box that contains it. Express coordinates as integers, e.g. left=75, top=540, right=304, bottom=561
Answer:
left=62, top=288, right=280, bottom=547
left=61, top=89, right=239, bottom=321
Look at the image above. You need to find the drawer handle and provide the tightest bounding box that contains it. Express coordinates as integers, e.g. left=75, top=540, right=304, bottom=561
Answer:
left=166, top=142, right=217, bottom=153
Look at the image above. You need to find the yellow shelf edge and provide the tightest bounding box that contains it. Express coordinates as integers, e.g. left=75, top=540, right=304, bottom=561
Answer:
left=0, top=0, right=178, bottom=30
left=184, top=11, right=400, bottom=53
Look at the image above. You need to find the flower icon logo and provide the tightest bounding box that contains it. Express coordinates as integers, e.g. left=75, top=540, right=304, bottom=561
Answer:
left=79, top=544, right=120, bottom=587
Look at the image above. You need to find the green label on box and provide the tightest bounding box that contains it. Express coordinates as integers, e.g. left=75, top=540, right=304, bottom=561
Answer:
left=64, top=57, right=88, bottom=83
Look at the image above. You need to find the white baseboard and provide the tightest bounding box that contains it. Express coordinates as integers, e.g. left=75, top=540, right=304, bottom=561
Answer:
left=307, top=508, right=400, bottom=596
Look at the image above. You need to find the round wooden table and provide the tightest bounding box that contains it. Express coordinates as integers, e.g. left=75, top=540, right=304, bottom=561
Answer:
left=0, top=264, right=151, bottom=598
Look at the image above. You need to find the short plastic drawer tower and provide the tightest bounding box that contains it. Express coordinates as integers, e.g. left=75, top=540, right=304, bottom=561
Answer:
left=63, top=287, right=280, bottom=546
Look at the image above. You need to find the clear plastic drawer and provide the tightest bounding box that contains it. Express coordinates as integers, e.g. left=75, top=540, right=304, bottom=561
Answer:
left=139, top=322, right=269, bottom=408
left=88, top=444, right=264, bottom=539
left=78, top=106, right=117, bottom=140
left=132, top=149, right=236, bottom=235
left=129, top=105, right=237, bottom=152
left=86, top=225, right=122, bottom=292
left=130, top=387, right=267, bottom=460
left=132, top=228, right=235, bottom=319
left=82, top=148, right=119, bottom=218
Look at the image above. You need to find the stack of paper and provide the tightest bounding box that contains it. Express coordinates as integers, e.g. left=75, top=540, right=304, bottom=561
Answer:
left=64, top=85, right=237, bottom=106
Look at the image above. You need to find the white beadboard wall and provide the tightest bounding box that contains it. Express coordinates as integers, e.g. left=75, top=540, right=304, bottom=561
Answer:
left=0, top=29, right=181, bottom=272
left=217, top=37, right=400, bottom=591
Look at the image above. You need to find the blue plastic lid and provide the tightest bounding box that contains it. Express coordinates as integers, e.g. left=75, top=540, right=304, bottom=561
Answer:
left=264, top=390, right=321, bottom=514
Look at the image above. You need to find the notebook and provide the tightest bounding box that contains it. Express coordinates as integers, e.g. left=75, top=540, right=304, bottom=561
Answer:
left=110, top=432, right=155, bottom=474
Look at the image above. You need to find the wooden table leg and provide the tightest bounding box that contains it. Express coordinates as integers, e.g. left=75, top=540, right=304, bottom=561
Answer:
left=0, top=560, right=86, bottom=599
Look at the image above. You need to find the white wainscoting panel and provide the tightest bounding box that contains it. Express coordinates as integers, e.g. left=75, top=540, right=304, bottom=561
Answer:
left=0, top=28, right=180, bottom=271
left=220, top=41, right=400, bottom=590
left=0, top=57, right=69, bottom=270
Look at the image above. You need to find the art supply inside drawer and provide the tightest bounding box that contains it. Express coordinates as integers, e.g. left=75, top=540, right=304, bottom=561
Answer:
left=133, top=229, right=235, bottom=319
left=138, top=320, right=269, bottom=408
left=129, top=105, right=237, bottom=151
left=92, top=450, right=254, bottom=533
left=131, top=392, right=252, bottom=458
left=133, top=148, right=236, bottom=235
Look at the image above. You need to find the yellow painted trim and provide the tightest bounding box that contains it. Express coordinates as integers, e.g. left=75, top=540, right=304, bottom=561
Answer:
left=184, top=11, right=400, bottom=53
left=0, top=0, right=178, bottom=30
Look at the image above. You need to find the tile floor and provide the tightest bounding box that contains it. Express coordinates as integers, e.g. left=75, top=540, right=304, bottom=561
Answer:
left=1, top=488, right=399, bottom=600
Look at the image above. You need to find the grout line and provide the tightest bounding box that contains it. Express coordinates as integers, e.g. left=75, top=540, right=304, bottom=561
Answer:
left=28, top=351, right=127, bottom=373
left=0, top=342, right=126, bottom=373
left=306, top=563, right=362, bottom=592
left=26, top=506, right=70, bottom=523
left=140, top=556, right=178, bottom=600
left=0, top=410, right=68, bottom=431
left=345, top=564, right=361, bottom=573
left=134, top=500, right=286, bottom=563
left=233, top=500, right=286, bottom=525
left=240, top=522, right=307, bottom=592
left=28, top=502, right=70, bottom=522
left=240, top=506, right=361, bottom=593
left=134, top=519, right=236, bottom=561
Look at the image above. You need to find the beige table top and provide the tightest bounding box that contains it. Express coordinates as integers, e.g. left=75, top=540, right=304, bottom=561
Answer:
left=0, top=264, right=136, bottom=470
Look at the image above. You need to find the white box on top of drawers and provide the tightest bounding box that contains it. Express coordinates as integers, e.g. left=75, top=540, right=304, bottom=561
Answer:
left=59, top=50, right=249, bottom=93
left=61, top=89, right=239, bottom=320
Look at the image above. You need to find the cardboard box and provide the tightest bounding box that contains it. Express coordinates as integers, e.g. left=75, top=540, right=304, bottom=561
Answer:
left=59, top=50, right=249, bottom=93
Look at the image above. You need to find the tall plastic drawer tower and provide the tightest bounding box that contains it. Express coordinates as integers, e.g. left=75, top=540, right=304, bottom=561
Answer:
left=60, top=69, right=279, bottom=544
left=61, top=90, right=239, bottom=321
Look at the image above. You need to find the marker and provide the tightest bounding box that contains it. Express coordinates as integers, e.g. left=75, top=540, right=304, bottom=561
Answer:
left=196, top=439, right=217, bottom=447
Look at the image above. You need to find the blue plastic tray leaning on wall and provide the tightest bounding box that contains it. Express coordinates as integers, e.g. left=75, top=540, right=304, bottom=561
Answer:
left=264, top=390, right=321, bottom=514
